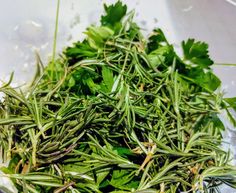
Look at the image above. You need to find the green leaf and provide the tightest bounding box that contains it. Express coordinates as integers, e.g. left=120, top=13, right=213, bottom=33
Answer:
left=113, top=147, right=134, bottom=158
left=147, top=28, right=169, bottom=53
left=147, top=46, right=171, bottom=68
left=193, top=113, right=225, bottom=135
left=5, top=173, right=62, bottom=181
left=68, top=76, right=76, bottom=88
left=182, top=39, right=213, bottom=69
left=225, top=108, right=236, bottom=127
left=85, top=77, right=100, bottom=94
left=70, top=68, right=101, bottom=95
left=31, top=181, right=63, bottom=187
left=86, top=26, right=114, bottom=50
left=135, top=189, right=161, bottom=193
left=96, top=170, right=110, bottom=185
left=8, top=154, right=21, bottom=173
left=224, top=97, right=236, bottom=112
left=99, top=179, right=110, bottom=189
left=64, top=163, right=91, bottom=174
left=65, top=40, right=97, bottom=63
left=110, top=170, right=139, bottom=190
left=101, top=66, right=114, bottom=92
left=182, top=68, right=221, bottom=91
left=101, top=1, right=127, bottom=32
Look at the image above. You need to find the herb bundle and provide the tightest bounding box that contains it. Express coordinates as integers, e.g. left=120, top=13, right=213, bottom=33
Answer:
left=1, top=1, right=236, bottom=193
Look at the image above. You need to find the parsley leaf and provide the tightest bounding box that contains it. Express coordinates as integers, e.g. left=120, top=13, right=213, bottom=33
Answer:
left=101, top=66, right=114, bottom=93
left=182, top=39, right=213, bottom=69
left=147, top=29, right=178, bottom=70
left=101, top=1, right=127, bottom=33
left=147, top=28, right=169, bottom=53
left=64, top=40, right=97, bottom=64
left=86, top=26, right=114, bottom=50
left=65, top=26, right=114, bottom=63
left=180, top=39, right=220, bottom=91
left=110, top=169, right=139, bottom=190
left=182, top=68, right=221, bottom=92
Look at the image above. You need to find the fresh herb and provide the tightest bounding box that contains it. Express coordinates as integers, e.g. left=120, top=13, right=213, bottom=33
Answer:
left=1, top=1, right=236, bottom=193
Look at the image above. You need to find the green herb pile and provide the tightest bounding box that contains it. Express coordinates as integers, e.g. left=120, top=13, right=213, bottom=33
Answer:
left=1, top=1, right=236, bottom=193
